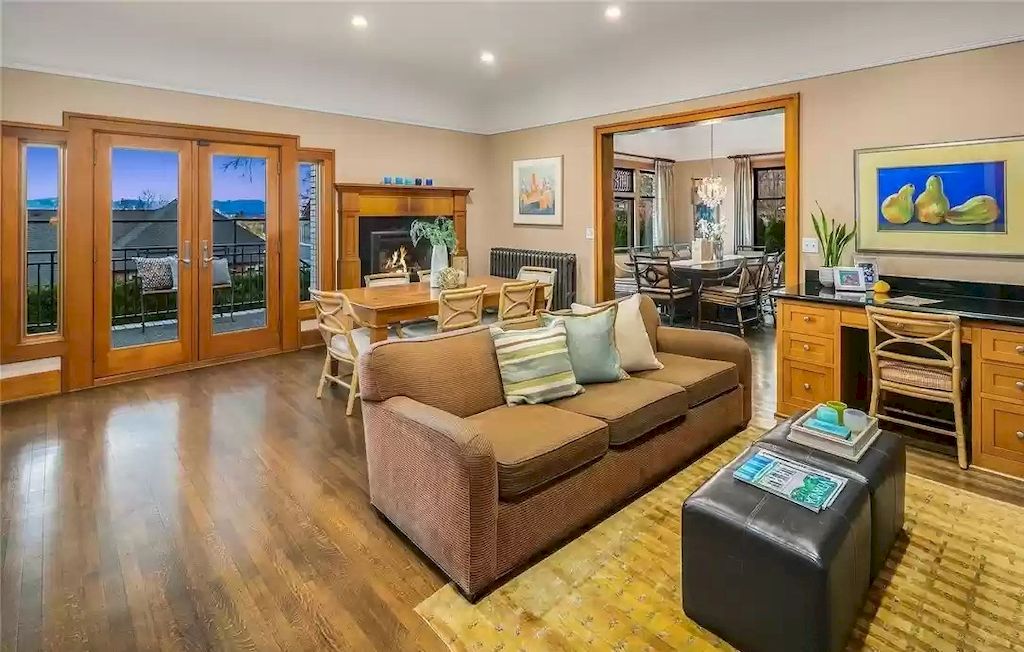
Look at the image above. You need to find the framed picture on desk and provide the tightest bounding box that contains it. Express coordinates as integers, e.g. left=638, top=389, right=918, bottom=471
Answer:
left=855, top=135, right=1024, bottom=258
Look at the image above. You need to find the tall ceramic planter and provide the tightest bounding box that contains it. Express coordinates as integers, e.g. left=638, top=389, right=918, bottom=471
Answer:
left=430, top=244, right=449, bottom=288
left=818, top=267, right=835, bottom=287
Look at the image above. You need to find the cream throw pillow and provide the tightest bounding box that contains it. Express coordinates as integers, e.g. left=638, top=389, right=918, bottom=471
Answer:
left=572, top=294, right=663, bottom=372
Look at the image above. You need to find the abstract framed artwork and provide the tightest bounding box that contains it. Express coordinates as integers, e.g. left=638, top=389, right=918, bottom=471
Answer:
left=513, top=156, right=562, bottom=226
left=855, top=135, right=1024, bottom=257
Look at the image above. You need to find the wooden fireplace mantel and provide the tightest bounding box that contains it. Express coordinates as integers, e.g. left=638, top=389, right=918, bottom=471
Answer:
left=335, top=183, right=472, bottom=289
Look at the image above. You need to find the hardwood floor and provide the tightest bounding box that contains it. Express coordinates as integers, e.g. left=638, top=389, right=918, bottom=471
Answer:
left=2, top=327, right=1022, bottom=651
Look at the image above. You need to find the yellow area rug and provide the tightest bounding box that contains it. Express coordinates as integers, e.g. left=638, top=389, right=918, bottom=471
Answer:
left=416, top=427, right=1024, bottom=651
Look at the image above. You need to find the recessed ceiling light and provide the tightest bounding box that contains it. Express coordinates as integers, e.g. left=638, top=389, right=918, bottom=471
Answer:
left=604, top=5, right=622, bottom=21
left=480, top=51, right=495, bottom=65
left=351, top=15, right=368, bottom=29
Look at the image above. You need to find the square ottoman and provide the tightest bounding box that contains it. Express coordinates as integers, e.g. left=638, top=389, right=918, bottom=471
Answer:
left=757, top=417, right=905, bottom=580
left=682, top=446, right=872, bottom=652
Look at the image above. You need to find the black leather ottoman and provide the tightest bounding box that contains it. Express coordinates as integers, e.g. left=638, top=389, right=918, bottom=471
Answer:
left=682, top=447, right=872, bottom=652
left=757, top=417, right=905, bottom=580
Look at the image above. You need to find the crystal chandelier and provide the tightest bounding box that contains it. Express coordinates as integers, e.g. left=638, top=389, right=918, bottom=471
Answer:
left=696, top=123, right=727, bottom=209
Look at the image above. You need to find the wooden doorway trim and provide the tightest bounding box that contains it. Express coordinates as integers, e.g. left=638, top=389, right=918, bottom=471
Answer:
left=592, top=93, right=800, bottom=302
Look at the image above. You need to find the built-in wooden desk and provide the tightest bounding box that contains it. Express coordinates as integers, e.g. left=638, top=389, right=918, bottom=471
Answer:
left=772, top=282, right=1024, bottom=480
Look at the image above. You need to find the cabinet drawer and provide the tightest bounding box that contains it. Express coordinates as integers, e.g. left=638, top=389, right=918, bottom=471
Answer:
left=980, top=362, right=1024, bottom=404
left=781, top=331, right=834, bottom=366
left=979, top=328, right=1024, bottom=365
left=782, top=360, right=834, bottom=410
left=980, top=398, right=1024, bottom=465
left=781, top=302, right=835, bottom=337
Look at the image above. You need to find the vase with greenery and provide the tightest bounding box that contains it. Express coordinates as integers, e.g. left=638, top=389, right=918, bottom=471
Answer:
left=810, top=202, right=855, bottom=287
left=410, top=217, right=457, bottom=287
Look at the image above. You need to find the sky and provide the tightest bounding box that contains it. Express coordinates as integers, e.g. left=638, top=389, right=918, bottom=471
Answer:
left=25, top=148, right=268, bottom=202
left=25, top=145, right=59, bottom=200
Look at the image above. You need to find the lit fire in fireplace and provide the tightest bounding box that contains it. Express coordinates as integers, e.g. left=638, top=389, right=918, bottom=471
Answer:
left=383, top=245, right=410, bottom=274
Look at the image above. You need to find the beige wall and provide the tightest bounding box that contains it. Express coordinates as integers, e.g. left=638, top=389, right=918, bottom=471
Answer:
left=482, top=42, right=1024, bottom=302
left=5, top=42, right=1024, bottom=304
left=672, top=158, right=736, bottom=253
left=0, top=68, right=492, bottom=273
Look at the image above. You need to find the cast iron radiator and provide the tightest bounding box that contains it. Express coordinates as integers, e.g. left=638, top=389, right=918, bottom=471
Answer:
left=489, top=247, right=577, bottom=310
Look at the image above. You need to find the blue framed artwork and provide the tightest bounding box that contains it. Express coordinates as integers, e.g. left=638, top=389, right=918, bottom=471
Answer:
left=512, top=156, right=562, bottom=226
left=856, top=135, right=1024, bottom=258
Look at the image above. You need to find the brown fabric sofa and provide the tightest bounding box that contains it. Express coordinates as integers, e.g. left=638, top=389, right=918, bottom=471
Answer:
left=358, top=295, right=751, bottom=599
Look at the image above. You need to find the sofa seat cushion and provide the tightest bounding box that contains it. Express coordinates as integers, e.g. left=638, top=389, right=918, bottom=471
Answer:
left=634, top=353, right=739, bottom=408
left=551, top=377, right=686, bottom=446
left=468, top=404, right=609, bottom=500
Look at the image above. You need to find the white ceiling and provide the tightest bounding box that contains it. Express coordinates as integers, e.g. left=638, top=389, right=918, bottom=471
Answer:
left=3, top=2, right=1023, bottom=134
left=615, top=111, right=784, bottom=162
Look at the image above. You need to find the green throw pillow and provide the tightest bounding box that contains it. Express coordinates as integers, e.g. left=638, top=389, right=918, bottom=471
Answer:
left=489, top=318, right=584, bottom=405
left=540, top=305, right=627, bottom=384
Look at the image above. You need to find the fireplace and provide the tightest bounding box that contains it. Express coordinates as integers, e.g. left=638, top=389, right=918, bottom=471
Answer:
left=358, top=216, right=433, bottom=284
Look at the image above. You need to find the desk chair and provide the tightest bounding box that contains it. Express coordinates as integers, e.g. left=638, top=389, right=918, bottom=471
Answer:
left=633, top=254, right=693, bottom=326
left=866, top=305, right=967, bottom=468
left=310, top=289, right=368, bottom=415
left=516, top=266, right=557, bottom=309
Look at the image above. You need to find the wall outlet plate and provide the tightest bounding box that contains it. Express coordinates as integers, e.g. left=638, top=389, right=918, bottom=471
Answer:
left=802, top=237, right=820, bottom=254
left=585, top=227, right=594, bottom=240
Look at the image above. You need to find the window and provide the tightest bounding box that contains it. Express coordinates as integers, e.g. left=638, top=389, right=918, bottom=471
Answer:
left=298, top=161, right=320, bottom=301
left=753, top=166, right=785, bottom=250
left=613, top=167, right=657, bottom=249
left=23, top=143, right=63, bottom=335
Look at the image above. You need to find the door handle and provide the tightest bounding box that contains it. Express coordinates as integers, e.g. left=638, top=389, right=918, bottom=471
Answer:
left=201, top=240, right=214, bottom=267
left=181, top=240, right=192, bottom=266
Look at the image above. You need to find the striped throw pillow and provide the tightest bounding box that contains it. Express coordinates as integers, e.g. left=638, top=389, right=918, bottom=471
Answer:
left=489, top=318, right=584, bottom=406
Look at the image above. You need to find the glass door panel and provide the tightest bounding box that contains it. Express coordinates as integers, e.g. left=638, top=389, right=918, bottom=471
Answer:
left=198, top=143, right=280, bottom=359
left=93, top=134, right=194, bottom=377
left=111, top=147, right=182, bottom=348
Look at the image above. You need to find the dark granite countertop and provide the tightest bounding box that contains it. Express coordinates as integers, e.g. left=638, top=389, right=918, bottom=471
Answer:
left=771, top=282, right=1024, bottom=327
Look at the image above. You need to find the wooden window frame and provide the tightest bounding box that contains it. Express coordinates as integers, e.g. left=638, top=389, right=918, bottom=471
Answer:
left=612, top=167, right=658, bottom=251
left=2, top=124, right=69, bottom=363
left=297, top=148, right=335, bottom=321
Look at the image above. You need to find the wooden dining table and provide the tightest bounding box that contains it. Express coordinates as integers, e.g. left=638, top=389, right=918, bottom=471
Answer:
left=342, top=275, right=550, bottom=343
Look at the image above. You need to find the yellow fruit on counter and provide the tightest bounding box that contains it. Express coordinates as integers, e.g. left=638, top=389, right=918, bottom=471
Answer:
left=873, top=280, right=891, bottom=294
left=945, top=195, right=1001, bottom=225
left=880, top=183, right=914, bottom=224
left=914, top=175, right=949, bottom=225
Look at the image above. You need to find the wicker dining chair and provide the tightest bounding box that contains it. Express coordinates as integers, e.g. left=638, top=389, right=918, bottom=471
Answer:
left=498, top=280, right=539, bottom=320
left=437, top=284, right=487, bottom=333
left=310, top=289, right=369, bottom=416
left=866, top=305, right=967, bottom=468
left=633, top=254, right=693, bottom=326
left=697, top=258, right=767, bottom=336
left=516, top=266, right=557, bottom=309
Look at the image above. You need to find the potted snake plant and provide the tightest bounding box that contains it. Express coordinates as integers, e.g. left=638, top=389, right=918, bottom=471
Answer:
left=811, top=203, right=855, bottom=288
left=410, top=217, right=457, bottom=288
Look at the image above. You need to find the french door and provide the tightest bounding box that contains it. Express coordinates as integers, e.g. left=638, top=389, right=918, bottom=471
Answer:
left=93, top=134, right=280, bottom=378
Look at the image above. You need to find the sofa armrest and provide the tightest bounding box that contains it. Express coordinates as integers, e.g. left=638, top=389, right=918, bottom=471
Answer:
left=362, top=396, right=498, bottom=598
left=656, top=326, right=753, bottom=424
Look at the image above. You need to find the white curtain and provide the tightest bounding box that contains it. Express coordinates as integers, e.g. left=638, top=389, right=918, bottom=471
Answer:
left=733, top=155, right=754, bottom=249
left=653, top=160, right=674, bottom=246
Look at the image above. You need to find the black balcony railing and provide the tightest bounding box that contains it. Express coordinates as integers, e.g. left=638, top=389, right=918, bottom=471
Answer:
left=24, top=244, right=271, bottom=331
left=26, top=250, right=59, bottom=334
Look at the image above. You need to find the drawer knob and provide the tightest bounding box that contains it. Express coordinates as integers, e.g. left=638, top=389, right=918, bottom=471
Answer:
left=1017, top=345, right=1024, bottom=354
left=802, top=344, right=810, bottom=351
left=1017, top=431, right=1024, bottom=441
left=1017, top=380, right=1024, bottom=391
left=803, top=316, right=812, bottom=322
left=803, top=383, right=811, bottom=390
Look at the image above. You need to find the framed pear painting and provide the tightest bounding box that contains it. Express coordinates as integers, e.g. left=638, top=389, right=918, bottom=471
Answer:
left=855, top=135, right=1024, bottom=257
